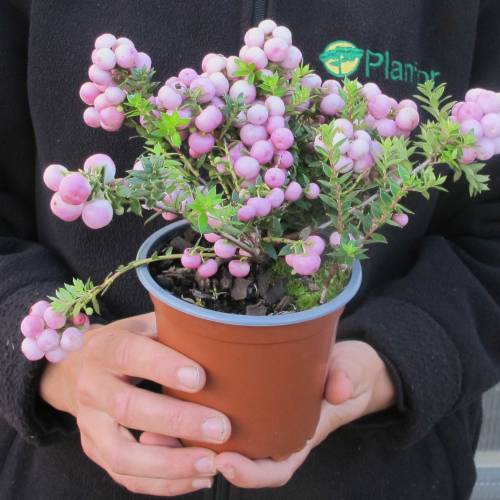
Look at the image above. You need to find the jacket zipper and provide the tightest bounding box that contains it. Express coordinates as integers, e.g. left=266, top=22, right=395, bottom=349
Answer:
left=211, top=2, right=269, bottom=497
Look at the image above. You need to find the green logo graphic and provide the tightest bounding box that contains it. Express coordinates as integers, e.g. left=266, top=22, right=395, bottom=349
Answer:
left=320, top=39, right=441, bottom=86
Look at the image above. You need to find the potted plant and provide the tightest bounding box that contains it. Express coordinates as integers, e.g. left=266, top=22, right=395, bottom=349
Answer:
left=19, top=20, right=499, bottom=459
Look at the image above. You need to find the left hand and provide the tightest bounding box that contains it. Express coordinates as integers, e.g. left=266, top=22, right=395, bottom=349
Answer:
left=214, top=340, right=396, bottom=489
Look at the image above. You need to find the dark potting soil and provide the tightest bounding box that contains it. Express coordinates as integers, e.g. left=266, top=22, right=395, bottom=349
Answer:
left=149, top=228, right=328, bottom=316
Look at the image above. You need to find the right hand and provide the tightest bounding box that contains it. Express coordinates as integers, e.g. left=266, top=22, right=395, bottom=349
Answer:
left=40, top=313, right=231, bottom=496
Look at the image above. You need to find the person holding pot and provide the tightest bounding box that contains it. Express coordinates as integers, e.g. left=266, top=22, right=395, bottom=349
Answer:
left=1, top=1, right=500, bottom=499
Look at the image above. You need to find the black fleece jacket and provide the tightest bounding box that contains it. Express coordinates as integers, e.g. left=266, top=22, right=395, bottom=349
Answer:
left=0, top=1, right=499, bottom=499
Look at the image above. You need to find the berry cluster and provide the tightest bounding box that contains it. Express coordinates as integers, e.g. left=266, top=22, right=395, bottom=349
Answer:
left=44, top=154, right=116, bottom=229
left=20, top=301, right=89, bottom=362
left=80, top=34, right=152, bottom=131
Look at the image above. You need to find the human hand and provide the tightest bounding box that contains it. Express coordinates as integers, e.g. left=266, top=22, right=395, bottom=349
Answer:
left=40, top=313, right=232, bottom=496
left=214, top=340, right=395, bottom=489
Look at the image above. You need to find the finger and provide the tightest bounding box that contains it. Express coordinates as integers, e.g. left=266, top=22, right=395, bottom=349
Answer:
left=215, top=448, right=309, bottom=489
left=88, top=329, right=206, bottom=392
left=80, top=374, right=231, bottom=443
left=140, top=432, right=182, bottom=448
left=115, top=313, right=157, bottom=338
left=78, top=407, right=218, bottom=479
left=81, top=433, right=212, bottom=495
left=325, top=368, right=354, bottom=405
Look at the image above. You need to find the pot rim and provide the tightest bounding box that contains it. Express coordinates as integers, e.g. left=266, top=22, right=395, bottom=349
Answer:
left=136, top=220, right=362, bottom=327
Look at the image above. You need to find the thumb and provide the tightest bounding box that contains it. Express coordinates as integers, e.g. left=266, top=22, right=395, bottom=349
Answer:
left=325, top=368, right=354, bottom=405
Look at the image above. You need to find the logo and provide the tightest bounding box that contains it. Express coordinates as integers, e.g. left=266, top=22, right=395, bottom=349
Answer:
left=319, top=40, right=364, bottom=78
left=320, top=39, right=441, bottom=87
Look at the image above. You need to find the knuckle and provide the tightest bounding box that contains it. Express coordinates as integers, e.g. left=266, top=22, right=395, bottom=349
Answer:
left=109, top=388, right=134, bottom=424
left=113, top=335, right=134, bottom=371
left=85, top=333, right=103, bottom=358
left=106, top=446, right=127, bottom=475
left=75, top=374, right=93, bottom=406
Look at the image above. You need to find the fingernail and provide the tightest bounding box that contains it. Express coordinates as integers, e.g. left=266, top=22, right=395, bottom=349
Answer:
left=195, top=456, right=216, bottom=475
left=176, top=366, right=200, bottom=390
left=192, top=478, right=212, bottom=489
left=202, top=416, right=227, bottom=442
left=218, top=464, right=236, bottom=480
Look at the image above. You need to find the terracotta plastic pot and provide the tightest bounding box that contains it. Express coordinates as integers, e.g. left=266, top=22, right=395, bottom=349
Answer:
left=136, top=221, right=362, bottom=460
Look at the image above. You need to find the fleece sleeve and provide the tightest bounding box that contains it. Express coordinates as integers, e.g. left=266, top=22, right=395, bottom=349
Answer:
left=340, top=0, right=500, bottom=446
left=0, top=1, right=76, bottom=445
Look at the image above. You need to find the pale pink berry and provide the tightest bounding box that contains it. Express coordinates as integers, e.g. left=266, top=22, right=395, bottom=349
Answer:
left=95, top=33, right=117, bottom=50
left=267, top=115, right=286, bottom=135
left=263, top=37, right=289, bottom=62
left=292, top=254, right=321, bottom=276
left=477, top=91, right=500, bottom=114
left=204, top=233, right=221, bottom=243
left=162, top=212, right=178, bottom=221
left=329, top=231, right=341, bottom=246
left=205, top=55, right=227, bottom=74
left=247, top=104, right=269, bottom=125
left=82, top=199, right=113, bottom=229
left=301, top=74, right=322, bottom=89
left=348, top=139, right=370, bottom=160
left=305, top=235, right=326, bottom=255
left=264, top=167, right=286, bottom=188
left=166, top=77, right=187, bottom=94
left=322, top=79, right=342, bottom=94
left=114, top=37, right=135, bottom=48
left=197, top=259, right=218, bottom=278
left=460, top=119, right=483, bottom=140
left=234, top=156, right=260, bottom=180
left=30, top=300, right=50, bottom=317
left=229, top=142, right=245, bottom=162
left=398, top=99, right=418, bottom=111
left=37, top=329, right=60, bottom=352
left=135, top=52, right=152, bottom=70
left=43, top=307, right=66, bottom=330
left=281, top=46, right=302, bottom=69
left=244, top=27, right=265, bottom=47
left=181, top=249, right=202, bottom=269
left=21, top=338, right=45, bottom=361
left=238, top=204, right=256, bottom=222
left=247, top=197, right=272, bottom=217
left=376, top=118, right=398, bottom=137
left=104, top=86, right=126, bottom=105
left=272, top=26, right=292, bottom=44
left=354, top=130, right=372, bottom=142
left=368, top=94, right=392, bottom=119
left=99, top=106, right=125, bottom=131
left=494, top=136, right=500, bottom=155
left=320, top=94, right=345, bottom=116
left=354, top=155, right=375, bottom=173
left=393, top=213, right=409, bottom=227
left=50, top=193, right=83, bottom=221
left=285, top=253, right=296, bottom=268
left=476, top=138, right=495, bottom=161
left=60, top=327, right=84, bottom=352
left=305, top=183, right=320, bottom=199
left=208, top=216, right=222, bottom=229
left=214, top=239, right=237, bottom=260
left=83, top=153, right=116, bottom=183
left=58, top=173, right=91, bottom=205
left=271, top=128, right=294, bottom=150
left=114, top=43, right=137, bottom=69
left=88, top=65, right=113, bottom=86
left=92, top=47, right=116, bottom=70
left=225, top=56, right=240, bottom=79
left=178, top=68, right=198, bottom=86
left=242, top=46, right=268, bottom=69
left=395, top=107, right=420, bottom=132
left=274, top=150, right=294, bottom=169
left=45, top=347, right=68, bottom=363
left=201, top=53, right=217, bottom=72
left=93, top=93, right=112, bottom=112
left=266, top=188, right=285, bottom=208
left=43, top=164, right=68, bottom=191
left=240, top=124, right=268, bottom=147
left=265, top=96, right=285, bottom=116
left=158, top=85, right=183, bottom=110
left=481, top=113, right=500, bottom=139
left=250, top=140, right=274, bottom=164
left=285, top=182, right=303, bottom=202
left=20, top=315, right=45, bottom=338
left=79, top=82, right=101, bottom=105
left=83, top=107, right=101, bottom=128
left=72, top=313, right=88, bottom=327
left=334, top=155, right=354, bottom=173
left=188, top=132, right=215, bottom=154
left=461, top=148, right=477, bottom=164
left=229, top=80, right=257, bottom=104
left=228, top=260, right=251, bottom=278
left=195, top=105, right=223, bottom=133
left=258, top=19, right=277, bottom=34
left=190, top=77, right=216, bottom=104
left=456, top=102, right=483, bottom=122
left=361, top=82, right=382, bottom=100
left=208, top=72, right=230, bottom=96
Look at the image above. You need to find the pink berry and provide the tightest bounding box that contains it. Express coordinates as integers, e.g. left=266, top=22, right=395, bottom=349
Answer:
left=240, top=124, right=268, bottom=147
left=481, top=113, right=500, bottom=139
left=460, top=119, right=483, bottom=140
left=72, top=313, right=88, bottom=327
left=83, top=107, right=101, bottom=128
left=376, top=118, right=398, bottom=137
left=320, top=94, right=345, bottom=116
left=95, top=33, right=117, bottom=50
left=274, top=150, right=294, bottom=169
left=20, top=315, right=45, bottom=338
left=242, top=46, right=268, bottom=69
left=348, top=139, right=370, bottom=160
left=322, top=79, right=342, bottom=94
left=83, top=153, right=116, bottom=183
left=188, top=132, right=215, bottom=154
left=214, top=240, right=237, bottom=259
left=228, top=260, right=251, bottom=278
left=368, top=94, right=392, bottom=119
left=58, top=173, right=91, bottom=205
left=301, top=74, right=322, bottom=89
left=21, top=338, right=45, bottom=361
left=104, top=86, right=126, bottom=105
left=99, top=106, right=125, bottom=131
left=285, top=253, right=297, bottom=268
left=208, top=72, right=230, bottom=96
left=396, top=107, right=420, bottom=131
left=205, top=55, right=227, bottom=74
left=354, top=130, right=372, bottom=142
left=93, top=93, right=112, bottom=112
left=181, top=249, right=202, bottom=269
left=201, top=53, right=217, bottom=72
left=229, top=142, right=245, bottom=161
left=334, top=155, right=354, bottom=173
left=195, top=105, right=223, bottom=133
left=456, top=102, right=483, bottom=122
left=30, top=300, right=50, bottom=317
left=247, top=197, right=272, bottom=217
left=477, top=91, right=500, bottom=114
left=334, top=119, right=354, bottom=138
left=393, top=213, right=409, bottom=227
left=329, top=231, right=341, bottom=246
left=114, top=43, right=137, bottom=69
left=79, top=82, right=101, bottom=105
left=135, top=52, right=152, bottom=70
left=266, top=115, right=286, bottom=135
left=238, top=204, right=256, bottom=222
left=178, top=68, right=198, bottom=86
left=354, top=154, right=375, bottom=173
left=281, top=46, right=302, bottom=69
left=45, top=347, right=68, bottom=363
left=494, top=136, right=500, bottom=155
left=166, top=77, right=187, bottom=94
left=92, top=47, right=116, bottom=71
left=264, top=167, right=286, bottom=188
left=37, top=329, right=60, bottom=352
left=50, top=193, right=84, bottom=221
left=272, top=26, right=292, bottom=45
left=285, top=182, right=303, bottom=202
left=250, top=140, right=274, bottom=164
left=114, top=37, right=135, bottom=48
left=225, top=56, right=240, bottom=79
left=247, top=104, right=269, bottom=125
left=234, top=156, right=261, bottom=180
left=158, top=85, right=183, bottom=110
left=82, top=199, right=113, bottom=229
left=305, top=183, right=320, bottom=199
left=197, top=259, right=218, bottom=278
left=43, top=164, right=68, bottom=191
left=271, top=128, right=294, bottom=150
left=361, top=82, right=382, bottom=100
left=204, top=233, right=221, bottom=243
left=43, top=306, right=66, bottom=330
left=398, top=99, right=418, bottom=111
left=305, top=235, right=326, bottom=255
left=263, top=37, right=289, bottom=62
left=265, top=96, right=285, bottom=116
left=162, top=212, right=178, bottom=221
left=244, top=27, right=265, bottom=47
left=190, top=77, right=216, bottom=104
left=476, top=138, right=495, bottom=161
left=461, top=148, right=477, bottom=164
left=292, top=254, right=321, bottom=276
left=229, top=80, right=257, bottom=104
left=60, top=327, right=84, bottom=352
left=88, top=65, right=113, bottom=86
left=266, top=188, right=285, bottom=208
